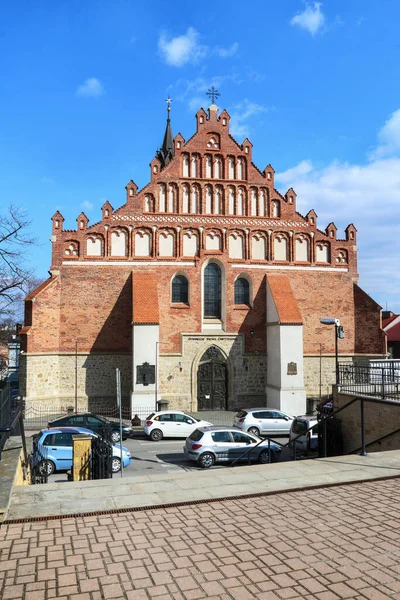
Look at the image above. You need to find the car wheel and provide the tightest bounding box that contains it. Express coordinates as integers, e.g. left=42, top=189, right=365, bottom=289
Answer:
left=259, top=450, right=273, bottom=464
left=248, top=427, right=260, bottom=437
left=150, top=429, right=163, bottom=442
left=111, top=431, right=121, bottom=443
left=39, top=460, right=55, bottom=476
left=198, top=452, right=215, bottom=469
left=112, top=457, right=121, bottom=473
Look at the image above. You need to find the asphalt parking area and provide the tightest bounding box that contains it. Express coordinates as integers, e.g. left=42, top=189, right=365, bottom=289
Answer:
left=46, top=432, right=293, bottom=482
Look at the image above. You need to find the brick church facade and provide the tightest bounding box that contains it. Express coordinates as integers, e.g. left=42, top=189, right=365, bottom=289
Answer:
left=19, top=101, right=386, bottom=416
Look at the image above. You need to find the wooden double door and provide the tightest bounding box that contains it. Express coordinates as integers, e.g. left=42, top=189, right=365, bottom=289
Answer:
left=197, top=346, right=227, bottom=411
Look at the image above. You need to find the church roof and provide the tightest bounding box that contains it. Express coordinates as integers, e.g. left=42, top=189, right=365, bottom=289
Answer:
left=386, top=321, right=400, bottom=342
left=267, top=274, right=303, bottom=324
left=132, top=271, right=159, bottom=324
left=383, top=314, right=400, bottom=329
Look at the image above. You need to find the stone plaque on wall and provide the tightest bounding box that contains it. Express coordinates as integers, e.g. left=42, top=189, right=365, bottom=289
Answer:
left=136, top=362, right=155, bottom=386
left=287, top=362, right=297, bottom=375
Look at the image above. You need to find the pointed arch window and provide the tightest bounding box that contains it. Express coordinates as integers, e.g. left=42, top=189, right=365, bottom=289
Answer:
left=204, top=263, right=221, bottom=319
left=172, top=275, right=189, bottom=304
left=234, top=278, right=250, bottom=305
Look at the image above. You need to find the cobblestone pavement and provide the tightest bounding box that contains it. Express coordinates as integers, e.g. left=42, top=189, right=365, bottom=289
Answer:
left=1, top=478, right=400, bottom=600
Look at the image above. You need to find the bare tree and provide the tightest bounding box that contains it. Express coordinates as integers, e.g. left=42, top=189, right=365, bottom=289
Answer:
left=0, top=206, right=39, bottom=380
left=0, top=205, right=37, bottom=320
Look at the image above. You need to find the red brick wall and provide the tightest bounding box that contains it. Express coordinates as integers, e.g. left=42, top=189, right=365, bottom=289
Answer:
left=22, top=277, right=61, bottom=353
left=23, top=263, right=385, bottom=358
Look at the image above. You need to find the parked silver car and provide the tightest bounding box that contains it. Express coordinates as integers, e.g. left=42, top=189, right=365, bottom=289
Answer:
left=233, top=408, right=294, bottom=436
left=184, top=426, right=282, bottom=468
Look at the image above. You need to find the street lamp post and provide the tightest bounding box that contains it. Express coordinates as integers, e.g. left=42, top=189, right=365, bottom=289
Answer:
left=320, top=318, right=342, bottom=385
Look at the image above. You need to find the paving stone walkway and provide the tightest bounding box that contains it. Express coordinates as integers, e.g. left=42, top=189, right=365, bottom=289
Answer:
left=1, top=477, right=400, bottom=599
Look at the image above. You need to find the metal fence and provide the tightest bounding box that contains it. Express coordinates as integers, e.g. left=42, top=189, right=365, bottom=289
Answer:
left=339, top=361, right=400, bottom=400
left=22, top=404, right=133, bottom=430
left=0, top=385, right=20, bottom=458
left=22, top=404, right=238, bottom=430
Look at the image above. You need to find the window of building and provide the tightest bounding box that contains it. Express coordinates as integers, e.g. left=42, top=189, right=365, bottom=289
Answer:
left=234, top=278, right=250, bottom=305
left=172, top=275, right=189, bottom=304
left=204, top=263, right=221, bottom=318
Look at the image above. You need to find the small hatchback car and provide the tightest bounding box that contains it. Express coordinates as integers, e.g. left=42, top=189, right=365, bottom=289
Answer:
left=144, top=411, right=213, bottom=441
left=184, top=426, right=282, bottom=468
left=34, top=427, right=132, bottom=475
left=233, top=408, right=294, bottom=436
left=289, top=416, right=319, bottom=452
left=48, top=413, right=133, bottom=443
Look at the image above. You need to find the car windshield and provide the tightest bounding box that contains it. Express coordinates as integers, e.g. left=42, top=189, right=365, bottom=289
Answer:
left=146, top=413, right=155, bottom=420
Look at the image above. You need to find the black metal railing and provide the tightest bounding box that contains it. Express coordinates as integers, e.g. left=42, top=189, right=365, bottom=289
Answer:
left=29, top=435, right=49, bottom=484
left=339, top=361, right=400, bottom=399
left=91, top=434, right=113, bottom=479
left=0, top=387, right=27, bottom=461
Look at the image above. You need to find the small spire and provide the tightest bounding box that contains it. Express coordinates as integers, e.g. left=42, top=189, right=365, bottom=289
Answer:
left=157, top=96, right=174, bottom=168
left=166, top=95, right=172, bottom=118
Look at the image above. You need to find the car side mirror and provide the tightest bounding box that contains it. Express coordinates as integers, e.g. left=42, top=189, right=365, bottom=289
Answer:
left=187, top=420, right=193, bottom=424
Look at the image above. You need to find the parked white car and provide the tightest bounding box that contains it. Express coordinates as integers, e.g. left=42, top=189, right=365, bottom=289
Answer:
left=144, top=411, right=213, bottom=441
left=233, top=408, right=294, bottom=436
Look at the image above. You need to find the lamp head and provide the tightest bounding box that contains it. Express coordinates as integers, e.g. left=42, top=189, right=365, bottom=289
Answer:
left=320, top=318, right=340, bottom=326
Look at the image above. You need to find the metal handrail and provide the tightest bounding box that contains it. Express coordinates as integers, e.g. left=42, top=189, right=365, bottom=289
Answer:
left=349, top=426, right=400, bottom=455
left=231, top=436, right=288, bottom=466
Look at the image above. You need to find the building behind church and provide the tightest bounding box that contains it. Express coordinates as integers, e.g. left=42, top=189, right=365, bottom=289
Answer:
left=19, top=100, right=386, bottom=417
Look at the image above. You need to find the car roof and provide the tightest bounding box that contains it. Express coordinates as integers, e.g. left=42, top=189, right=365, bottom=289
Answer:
left=49, top=413, right=104, bottom=420
left=39, top=426, right=96, bottom=435
left=240, top=408, right=291, bottom=413
left=294, top=415, right=318, bottom=420
left=195, top=426, right=250, bottom=432
left=152, top=410, right=189, bottom=415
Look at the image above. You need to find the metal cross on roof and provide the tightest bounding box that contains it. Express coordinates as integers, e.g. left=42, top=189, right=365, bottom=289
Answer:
left=165, top=95, right=172, bottom=113
left=206, top=86, right=220, bottom=104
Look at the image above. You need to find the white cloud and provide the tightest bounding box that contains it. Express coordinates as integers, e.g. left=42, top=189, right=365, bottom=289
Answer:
left=275, top=151, right=400, bottom=311
left=370, top=109, right=400, bottom=160
left=41, top=176, right=54, bottom=184
left=158, top=28, right=238, bottom=67
left=215, top=42, right=239, bottom=58
left=158, top=28, right=207, bottom=67
left=229, top=100, right=273, bottom=138
left=273, top=160, right=313, bottom=185
left=76, top=78, right=105, bottom=98
left=82, top=201, right=94, bottom=211
left=290, top=2, right=325, bottom=36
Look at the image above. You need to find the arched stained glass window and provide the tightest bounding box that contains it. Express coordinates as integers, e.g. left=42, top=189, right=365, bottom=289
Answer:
left=204, top=263, right=221, bottom=318
left=171, top=275, right=189, bottom=304
left=234, top=278, right=250, bottom=305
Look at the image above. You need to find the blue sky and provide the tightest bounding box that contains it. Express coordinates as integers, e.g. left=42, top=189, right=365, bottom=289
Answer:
left=1, top=1, right=400, bottom=312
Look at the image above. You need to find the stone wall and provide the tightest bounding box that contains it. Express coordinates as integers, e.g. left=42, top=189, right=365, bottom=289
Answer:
left=20, top=353, right=132, bottom=411
left=334, top=389, right=400, bottom=454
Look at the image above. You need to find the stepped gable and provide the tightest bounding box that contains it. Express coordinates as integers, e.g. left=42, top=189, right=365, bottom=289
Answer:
left=49, top=103, right=358, bottom=275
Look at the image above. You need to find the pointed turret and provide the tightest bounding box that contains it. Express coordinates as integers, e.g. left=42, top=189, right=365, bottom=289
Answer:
left=156, top=96, right=174, bottom=168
